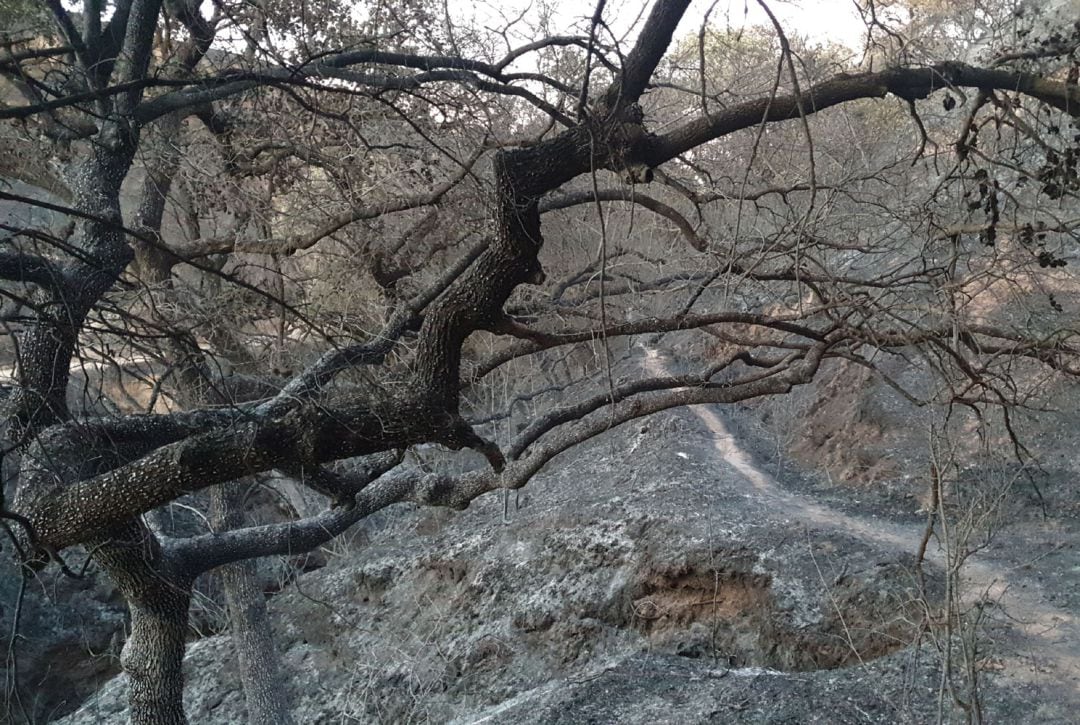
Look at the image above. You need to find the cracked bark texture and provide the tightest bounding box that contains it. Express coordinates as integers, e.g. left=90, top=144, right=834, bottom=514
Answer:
left=91, top=523, right=193, bottom=725
left=210, top=484, right=294, bottom=725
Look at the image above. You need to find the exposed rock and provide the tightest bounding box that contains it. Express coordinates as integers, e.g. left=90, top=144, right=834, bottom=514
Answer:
left=0, top=551, right=125, bottom=722
left=58, top=406, right=1039, bottom=724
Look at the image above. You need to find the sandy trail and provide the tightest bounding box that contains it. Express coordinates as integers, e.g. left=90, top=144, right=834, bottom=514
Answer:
left=643, top=348, right=1080, bottom=699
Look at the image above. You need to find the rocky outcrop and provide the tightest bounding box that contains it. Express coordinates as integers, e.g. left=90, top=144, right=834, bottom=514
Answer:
left=56, top=408, right=981, bottom=724
left=0, top=552, right=125, bottom=722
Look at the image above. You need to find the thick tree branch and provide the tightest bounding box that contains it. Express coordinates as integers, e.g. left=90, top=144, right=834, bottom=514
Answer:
left=255, top=238, right=487, bottom=419
left=647, top=63, right=1080, bottom=165
left=171, top=344, right=826, bottom=573
left=111, top=0, right=166, bottom=112
left=602, top=0, right=692, bottom=108
left=132, top=44, right=570, bottom=123
left=276, top=451, right=404, bottom=507
left=0, top=249, right=74, bottom=290
left=28, top=393, right=500, bottom=550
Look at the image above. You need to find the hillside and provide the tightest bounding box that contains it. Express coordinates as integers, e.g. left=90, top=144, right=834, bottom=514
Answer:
left=45, top=355, right=1080, bottom=723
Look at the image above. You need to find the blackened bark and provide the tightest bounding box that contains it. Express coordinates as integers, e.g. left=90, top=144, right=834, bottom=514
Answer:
left=210, top=484, right=294, bottom=725
left=131, top=112, right=184, bottom=280
left=412, top=122, right=631, bottom=406
left=6, top=314, right=78, bottom=435
left=645, top=63, right=1080, bottom=165
left=600, top=0, right=692, bottom=108
left=5, top=143, right=136, bottom=438
left=91, top=523, right=192, bottom=725
left=124, top=597, right=189, bottom=725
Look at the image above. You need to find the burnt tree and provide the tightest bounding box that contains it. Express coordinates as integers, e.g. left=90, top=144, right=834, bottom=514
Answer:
left=2, top=0, right=1080, bottom=722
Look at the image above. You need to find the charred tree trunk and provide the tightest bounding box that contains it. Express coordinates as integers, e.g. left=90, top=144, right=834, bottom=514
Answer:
left=5, top=145, right=135, bottom=440
left=125, top=115, right=296, bottom=723
left=92, top=523, right=193, bottom=725
left=123, top=594, right=190, bottom=725
left=210, top=484, right=295, bottom=725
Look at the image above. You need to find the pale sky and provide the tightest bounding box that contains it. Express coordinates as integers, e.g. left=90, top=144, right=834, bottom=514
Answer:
left=455, top=0, right=871, bottom=54
left=708, top=0, right=870, bottom=46
left=187, top=0, right=874, bottom=64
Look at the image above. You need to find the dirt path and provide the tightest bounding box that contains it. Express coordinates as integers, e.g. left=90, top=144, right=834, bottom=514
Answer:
left=643, top=349, right=1080, bottom=702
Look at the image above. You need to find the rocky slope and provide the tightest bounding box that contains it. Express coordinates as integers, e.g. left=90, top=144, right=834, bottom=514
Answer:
left=48, top=388, right=1076, bottom=723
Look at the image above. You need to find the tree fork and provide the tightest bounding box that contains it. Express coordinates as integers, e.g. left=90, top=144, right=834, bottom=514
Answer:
left=91, top=523, right=194, bottom=725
